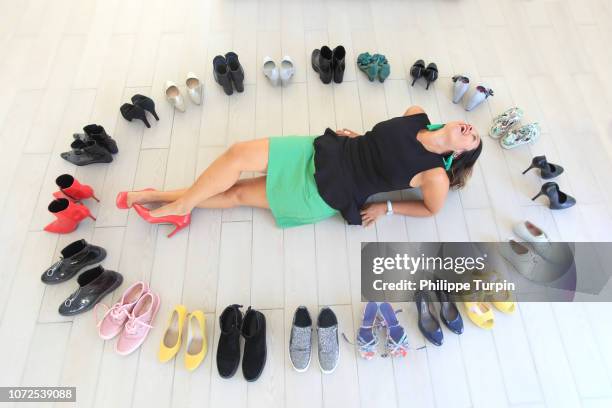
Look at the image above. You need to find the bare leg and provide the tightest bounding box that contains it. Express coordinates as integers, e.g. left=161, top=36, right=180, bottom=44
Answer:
left=149, top=139, right=270, bottom=217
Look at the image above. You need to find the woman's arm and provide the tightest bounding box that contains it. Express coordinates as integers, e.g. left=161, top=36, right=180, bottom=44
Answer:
left=360, top=172, right=449, bottom=225
left=403, top=105, right=425, bottom=117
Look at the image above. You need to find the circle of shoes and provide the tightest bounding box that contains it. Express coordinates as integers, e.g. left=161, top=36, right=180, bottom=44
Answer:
left=451, top=74, right=494, bottom=111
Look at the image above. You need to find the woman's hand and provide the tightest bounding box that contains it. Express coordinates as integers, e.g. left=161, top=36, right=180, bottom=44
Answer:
left=360, top=202, right=387, bottom=227
left=336, top=128, right=361, bottom=138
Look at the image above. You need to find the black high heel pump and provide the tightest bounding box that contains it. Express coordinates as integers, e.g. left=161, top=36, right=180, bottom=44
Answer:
left=131, top=94, right=159, bottom=121
left=532, top=182, right=576, bottom=210
left=410, top=59, right=425, bottom=86
left=120, top=103, right=151, bottom=128
left=423, top=62, right=438, bottom=90
left=522, top=155, right=564, bottom=179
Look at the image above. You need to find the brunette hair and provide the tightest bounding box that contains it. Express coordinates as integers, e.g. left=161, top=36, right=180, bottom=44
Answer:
left=447, top=140, right=483, bottom=189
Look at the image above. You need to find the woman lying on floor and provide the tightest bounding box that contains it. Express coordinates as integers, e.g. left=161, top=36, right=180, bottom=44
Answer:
left=116, top=105, right=483, bottom=237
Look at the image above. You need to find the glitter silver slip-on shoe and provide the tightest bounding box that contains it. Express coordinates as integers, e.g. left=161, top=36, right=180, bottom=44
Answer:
left=465, top=85, right=494, bottom=111
left=317, top=307, right=339, bottom=374
left=289, top=306, right=313, bottom=372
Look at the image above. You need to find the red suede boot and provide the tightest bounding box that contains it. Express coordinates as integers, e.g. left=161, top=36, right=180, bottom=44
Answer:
left=44, top=198, right=96, bottom=234
left=53, top=174, right=99, bottom=202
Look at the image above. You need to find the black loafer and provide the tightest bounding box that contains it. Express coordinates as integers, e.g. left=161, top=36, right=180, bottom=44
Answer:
left=217, top=304, right=243, bottom=378
left=241, top=306, right=266, bottom=381
left=41, top=239, right=106, bottom=284
left=415, top=290, right=444, bottom=346
left=58, top=265, right=122, bottom=316
left=436, top=289, right=464, bottom=335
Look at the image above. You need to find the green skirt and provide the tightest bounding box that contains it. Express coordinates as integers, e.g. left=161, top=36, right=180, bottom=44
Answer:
left=266, top=136, right=338, bottom=228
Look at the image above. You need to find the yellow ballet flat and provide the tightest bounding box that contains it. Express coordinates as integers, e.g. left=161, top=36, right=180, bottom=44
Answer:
left=158, top=305, right=188, bottom=363
left=464, top=302, right=495, bottom=329
left=184, top=310, right=207, bottom=371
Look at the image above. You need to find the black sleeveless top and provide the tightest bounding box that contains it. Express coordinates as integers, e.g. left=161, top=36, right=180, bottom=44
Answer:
left=313, top=113, right=444, bottom=225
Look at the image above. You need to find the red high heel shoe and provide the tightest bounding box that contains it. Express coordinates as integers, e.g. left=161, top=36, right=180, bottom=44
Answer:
left=116, top=188, right=156, bottom=209
left=133, top=204, right=190, bottom=238
left=44, top=198, right=96, bottom=234
left=53, top=174, right=99, bottom=202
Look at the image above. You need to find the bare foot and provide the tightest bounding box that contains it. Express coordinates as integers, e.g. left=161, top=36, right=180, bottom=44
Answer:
left=127, top=190, right=154, bottom=207
left=150, top=201, right=190, bottom=218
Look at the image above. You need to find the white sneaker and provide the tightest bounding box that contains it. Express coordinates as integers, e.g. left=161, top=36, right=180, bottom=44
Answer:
left=185, top=72, right=203, bottom=105
left=164, top=81, right=185, bottom=112
left=280, top=56, right=295, bottom=86
left=263, top=57, right=279, bottom=86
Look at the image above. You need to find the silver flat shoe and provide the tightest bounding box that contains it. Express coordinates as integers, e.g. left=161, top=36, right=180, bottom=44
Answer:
left=262, top=57, right=279, bottom=86
left=185, top=72, right=203, bottom=105
left=164, top=80, right=186, bottom=112
left=280, top=56, right=295, bottom=86
left=452, top=75, right=470, bottom=104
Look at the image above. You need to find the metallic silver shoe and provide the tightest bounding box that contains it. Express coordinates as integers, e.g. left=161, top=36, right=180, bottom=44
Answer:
left=289, top=306, right=312, bottom=372
left=262, top=57, right=280, bottom=86
left=164, top=80, right=186, bottom=112
left=280, top=56, right=295, bottom=86
left=489, top=107, right=523, bottom=139
left=185, top=72, right=203, bottom=105
left=465, top=85, right=494, bottom=111
left=451, top=75, right=470, bottom=104
left=317, top=307, right=339, bottom=374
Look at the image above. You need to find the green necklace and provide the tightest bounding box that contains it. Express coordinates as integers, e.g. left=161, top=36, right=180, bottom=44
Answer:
left=426, top=124, right=453, bottom=171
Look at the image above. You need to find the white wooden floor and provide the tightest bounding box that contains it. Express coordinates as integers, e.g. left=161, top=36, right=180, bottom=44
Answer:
left=1, top=0, right=612, bottom=407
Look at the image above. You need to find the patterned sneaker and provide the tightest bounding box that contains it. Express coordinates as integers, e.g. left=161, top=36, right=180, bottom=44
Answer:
left=289, top=306, right=313, bottom=372
left=489, top=107, right=524, bottom=139
left=500, top=123, right=540, bottom=149
left=378, top=302, right=409, bottom=357
left=356, top=302, right=379, bottom=360
left=317, top=307, right=339, bottom=374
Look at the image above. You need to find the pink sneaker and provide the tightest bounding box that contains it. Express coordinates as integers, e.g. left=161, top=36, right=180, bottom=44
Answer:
left=96, top=281, right=149, bottom=340
left=115, top=291, right=160, bottom=355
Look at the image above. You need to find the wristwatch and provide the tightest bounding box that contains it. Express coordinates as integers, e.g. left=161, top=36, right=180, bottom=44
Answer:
left=386, top=200, right=394, bottom=216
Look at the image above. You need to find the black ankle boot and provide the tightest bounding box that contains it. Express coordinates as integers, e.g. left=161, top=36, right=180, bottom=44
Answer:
left=58, top=265, right=123, bottom=316
left=213, top=55, right=234, bottom=95
left=60, top=139, right=113, bottom=166
left=332, top=45, right=346, bottom=84
left=522, top=155, right=564, bottom=179
left=83, top=124, right=118, bottom=154
left=217, top=304, right=243, bottom=378
left=311, top=46, right=333, bottom=84
left=241, top=306, right=266, bottom=382
left=41, top=239, right=107, bottom=284
left=225, top=52, right=244, bottom=93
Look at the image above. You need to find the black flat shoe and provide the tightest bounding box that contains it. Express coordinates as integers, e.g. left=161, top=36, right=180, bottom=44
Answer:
left=58, top=265, right=122, bottom=316
left=415, top=290, right=443, bottom=346
left=532, top=182, right=576, bottom=209
left=332, top=45, right=346, bottom=84
left=311, top=46, right=333, bottom=84
left=435, top=289, right=464, bottom=335
left=522, top=155, right=564, bottom=179
left=225, top=52, right=244, bottom=93
left=41, top=239, right=106, bottom=284
left=60, top=139, right=113, bottom=166
left=241, top=306, right=266, bottom=382
left=217, top=304, right=243, bottom=378
left=120, top=103, right=151, bottom=128
left=213, top=55, right=233, bottom=95
left=410, top=59, right=425, bottom=86
left=131, top=94, right=160, bottom=121
left=423, top=62, right=438, bottom=90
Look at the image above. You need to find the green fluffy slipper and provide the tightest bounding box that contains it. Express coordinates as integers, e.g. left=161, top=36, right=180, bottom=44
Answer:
left=357, top=52, right=378, bottom=82
left=372, top=54, right=390, bottom=82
